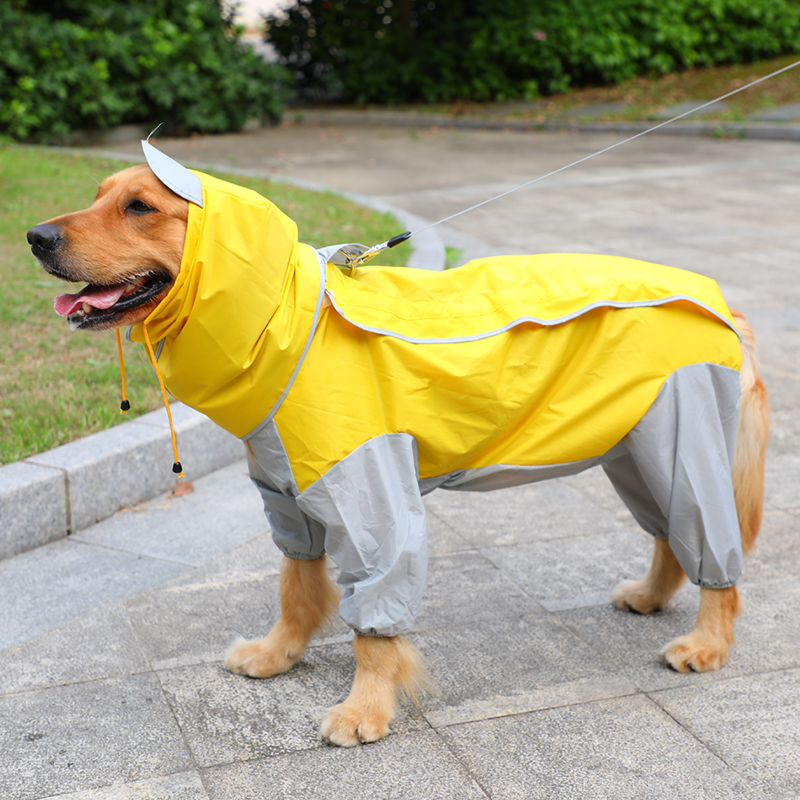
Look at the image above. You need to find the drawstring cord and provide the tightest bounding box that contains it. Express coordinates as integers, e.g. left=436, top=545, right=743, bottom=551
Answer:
left=138, top=323, right=184, bottom=478
left=115, top=329, right=131, bottom=412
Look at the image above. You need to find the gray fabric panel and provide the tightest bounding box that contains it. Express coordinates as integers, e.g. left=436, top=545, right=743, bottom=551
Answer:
left=602, top=451, right=670, bottom=539
left=315, top=242, right=369, bottom=266
left=604, top=363, right=742, bottom=588
left=250, top=477, right=327, bottom=560
left=246, top=419, right=298, bottom=497
left=245, top=422, right=325, bottom=559
left=297, top=433, right=428, bottom=637
left=419, top=456, right=606, bottom=496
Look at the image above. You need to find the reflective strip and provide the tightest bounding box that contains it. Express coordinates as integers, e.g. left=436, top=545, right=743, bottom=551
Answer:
left=325, top=289, right=741, bottom=345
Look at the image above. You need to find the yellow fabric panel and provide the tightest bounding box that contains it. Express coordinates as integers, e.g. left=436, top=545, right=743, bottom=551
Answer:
left=276, top=298, right=742, bottom=494
left=326, top=253, right=739, bottom=340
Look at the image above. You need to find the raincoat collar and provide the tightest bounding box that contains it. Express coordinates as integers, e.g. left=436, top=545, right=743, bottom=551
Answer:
left=128, top=169, right=326, bottom=439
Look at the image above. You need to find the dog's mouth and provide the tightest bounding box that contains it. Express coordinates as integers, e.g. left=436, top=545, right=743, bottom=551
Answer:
left=54, top=271, right=172, bottom=330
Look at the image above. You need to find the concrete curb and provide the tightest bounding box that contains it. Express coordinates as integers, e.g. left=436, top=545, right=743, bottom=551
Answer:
left=291, top=108, right=800, bottom=141
left=0, top=403, right=244, bottom=561
left=2, top=147, right=446, bottom=560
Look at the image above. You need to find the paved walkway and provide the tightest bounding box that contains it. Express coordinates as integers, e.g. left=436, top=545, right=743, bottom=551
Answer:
left=3, top=117, right=800, bottom=799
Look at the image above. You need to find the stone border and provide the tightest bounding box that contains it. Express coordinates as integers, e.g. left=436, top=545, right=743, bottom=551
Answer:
left=0, top=403, right=244, bottom=560
left=292, top=108, right=800, bottom=141
left=1, top=147, right=445, bottom=560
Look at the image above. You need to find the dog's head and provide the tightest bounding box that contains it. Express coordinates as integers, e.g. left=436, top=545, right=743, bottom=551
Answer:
left=27, top=164, right=189, bottom=331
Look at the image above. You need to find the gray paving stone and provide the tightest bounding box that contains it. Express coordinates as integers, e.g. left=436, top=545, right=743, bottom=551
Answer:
left=558, top=588, right=706, bottom=690
left=0, top=603, right=149, bottom=696
left=481, top=526, right=653, bottom=611
left=0, top=460, right=67, bottom=559
left=0, top=537, right=190, bottom=650
left=74, top=460, right=265, bottom=566
left=558, top=578, right=800, bottom=692
left=39, top=771, right=209, bottom=800
left=414, top=550, right=544, bottom=631
left=439, top=694, right=762, bottom=799
left=201, top=730, right=487, bottom=800
left=744, top=506, right=800, bottom=582
left=0, top=674, right=192, bottom=800
left=423, top=478, right=623, bottom=547
left=749, top=102, right=800, bottom=122
left=124, top=539, right=291, bottom=671
left=763, top=452, right=800, bottom=510
left=652, top=668, right=800, bottom=798
left=559, top=465, right=634, bottom=520
left=157, top=650, right=429, bottom=768
left=412, top=616, right=634, bottom=727
left=424, top=502, right=473, bottom=555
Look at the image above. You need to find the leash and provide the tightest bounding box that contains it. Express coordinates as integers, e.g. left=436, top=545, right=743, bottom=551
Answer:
left=345, top=57, right=800, bottom=272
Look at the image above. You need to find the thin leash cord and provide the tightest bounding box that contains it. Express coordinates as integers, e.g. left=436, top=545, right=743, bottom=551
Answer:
left=409, top=58, right=800, bottom=238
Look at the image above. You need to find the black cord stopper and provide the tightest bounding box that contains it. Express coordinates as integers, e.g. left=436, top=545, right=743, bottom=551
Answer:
left=387, top=231, right=412, bottom=248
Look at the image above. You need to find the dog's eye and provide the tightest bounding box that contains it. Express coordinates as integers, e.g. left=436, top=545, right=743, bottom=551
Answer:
left=126, top=199, right=156, bottom=215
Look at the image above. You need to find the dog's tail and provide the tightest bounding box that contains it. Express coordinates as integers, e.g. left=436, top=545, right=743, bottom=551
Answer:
left=731, top=311, right=770, bottom=554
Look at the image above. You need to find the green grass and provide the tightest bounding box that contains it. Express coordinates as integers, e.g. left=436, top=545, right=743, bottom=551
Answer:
left=0, top=145, right=409, bottom=465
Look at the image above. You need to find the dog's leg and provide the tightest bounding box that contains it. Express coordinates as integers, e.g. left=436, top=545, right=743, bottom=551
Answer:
left=612, top=537, right=686, bottom=614
left=319, top=633, right=426, bottom=747
left=225, top=555, right=339, bottom=678
left=661, top=585, right=740, bottom=672
left=660, top=314, right=768, bottom=673
left=617, top=312, right=769, bottom=673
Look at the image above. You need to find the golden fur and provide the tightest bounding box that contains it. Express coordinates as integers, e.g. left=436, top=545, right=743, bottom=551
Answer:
left=30, top=164, right=770, bottom=744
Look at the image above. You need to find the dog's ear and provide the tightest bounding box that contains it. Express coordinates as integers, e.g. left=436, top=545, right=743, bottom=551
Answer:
left=142, top=136, right=203, bottom=207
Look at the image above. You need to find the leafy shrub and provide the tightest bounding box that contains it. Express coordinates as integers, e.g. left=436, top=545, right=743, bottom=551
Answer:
left=265, top=0, right=800, bottom=103
left=0, top=0, right=290, bottom=142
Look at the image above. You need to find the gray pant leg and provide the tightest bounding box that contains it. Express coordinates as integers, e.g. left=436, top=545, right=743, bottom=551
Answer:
left=298, top=433, right=428, bottom=637
left=602, top=363, right=742, bottom=588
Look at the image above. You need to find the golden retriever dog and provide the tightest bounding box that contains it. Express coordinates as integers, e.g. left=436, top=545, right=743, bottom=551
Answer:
left=28, top=162, right=770, bottom=747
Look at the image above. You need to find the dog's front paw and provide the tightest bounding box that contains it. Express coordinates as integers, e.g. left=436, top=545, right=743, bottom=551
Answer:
left=612, top=580, right=665, bottom=615
left=661, top=634, right=729, bottom=673
left=224, top=635, right=298, bottom=678
left=319, top=701, right=392, bottom=747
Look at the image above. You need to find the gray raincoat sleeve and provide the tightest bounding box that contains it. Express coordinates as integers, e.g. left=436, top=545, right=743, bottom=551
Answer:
left=247, top=424, right=428, bottom=637
left=296, top=433, right=429, bottom=637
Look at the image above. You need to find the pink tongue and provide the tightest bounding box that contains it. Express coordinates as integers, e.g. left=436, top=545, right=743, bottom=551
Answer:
left=54, top=284, right=129, bottom=317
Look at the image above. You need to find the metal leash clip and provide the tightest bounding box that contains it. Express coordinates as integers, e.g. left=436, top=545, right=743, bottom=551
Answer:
left=343, top=231, right=411, bottom=275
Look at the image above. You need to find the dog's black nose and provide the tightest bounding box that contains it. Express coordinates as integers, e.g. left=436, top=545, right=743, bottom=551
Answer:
left=27, top=223, right=61, bottom=251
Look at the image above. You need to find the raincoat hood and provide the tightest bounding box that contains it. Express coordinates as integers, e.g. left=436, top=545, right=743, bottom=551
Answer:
left=128, top=169, right=324, bottom=438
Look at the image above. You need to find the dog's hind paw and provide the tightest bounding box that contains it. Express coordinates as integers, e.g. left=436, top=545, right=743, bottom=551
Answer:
left=224, top=635, right=298, bottom=678
left=661, top=634, right=729, bottom=673
left=319, top=702, right=392, bottom=747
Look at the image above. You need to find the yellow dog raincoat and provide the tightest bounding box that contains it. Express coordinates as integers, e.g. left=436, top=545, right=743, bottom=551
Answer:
left=131, top=142, right=744, bottom=636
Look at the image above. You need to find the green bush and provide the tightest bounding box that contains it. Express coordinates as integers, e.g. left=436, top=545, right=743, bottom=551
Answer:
left=265, top=0, right=800, bottom=103
left=0, top=0, right=290, bottom=142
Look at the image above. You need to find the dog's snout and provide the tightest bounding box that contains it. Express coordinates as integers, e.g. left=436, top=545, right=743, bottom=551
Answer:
left=27, top=223, right=62, bottom=252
